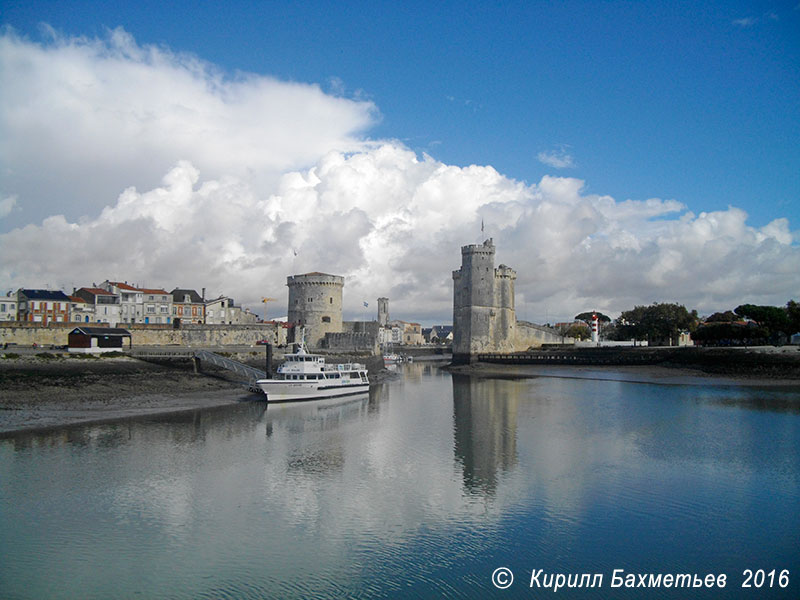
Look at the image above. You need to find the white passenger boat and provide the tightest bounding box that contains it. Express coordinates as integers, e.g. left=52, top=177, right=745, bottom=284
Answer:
left=255, top=336, right=369, bottom=402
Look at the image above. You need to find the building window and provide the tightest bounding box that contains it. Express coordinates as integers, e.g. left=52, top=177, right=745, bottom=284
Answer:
left=308, top=298, right=312, bottom=302
left=330, top=297, right=333, bottom=304
left=322, top=316, right=331, bottom=323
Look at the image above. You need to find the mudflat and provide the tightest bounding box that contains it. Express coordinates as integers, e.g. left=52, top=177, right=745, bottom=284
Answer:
left=0, top=356, right=255, bottom=435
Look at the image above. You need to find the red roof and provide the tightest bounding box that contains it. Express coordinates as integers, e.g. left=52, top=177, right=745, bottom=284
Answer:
left=79, top=287, right=115, bottom=296
left=138, top=288, right=169, bottom=295
left=108, top=281, right=139, bottom=291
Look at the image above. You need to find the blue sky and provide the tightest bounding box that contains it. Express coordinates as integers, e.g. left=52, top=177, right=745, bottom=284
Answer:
left=1, top=1, right=799, bottom=323
left=6, top=0, right=798, bottom=226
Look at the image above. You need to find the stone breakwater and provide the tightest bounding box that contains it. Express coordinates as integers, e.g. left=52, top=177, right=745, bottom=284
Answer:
left=458, top=346, right=800, bottom=379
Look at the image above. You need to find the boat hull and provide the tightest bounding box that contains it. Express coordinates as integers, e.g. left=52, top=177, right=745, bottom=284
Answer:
left=256, top=379, right=370, bottom=402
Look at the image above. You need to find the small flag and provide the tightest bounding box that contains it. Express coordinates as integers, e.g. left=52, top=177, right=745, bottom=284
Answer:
left=481, top=218, right=484, bottom=233
left=363, top=301, right=369, bottom=308
left=293, top=249, right=298, bottom=256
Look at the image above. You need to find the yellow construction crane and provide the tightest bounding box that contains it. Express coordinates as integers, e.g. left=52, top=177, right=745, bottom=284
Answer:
left=261, top=297, right=277, bottom=319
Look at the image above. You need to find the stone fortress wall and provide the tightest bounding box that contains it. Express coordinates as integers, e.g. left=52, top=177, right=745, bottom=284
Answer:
left=0, top=322, right=287, bottom=348
left=287, top=273, right=344, bottom=348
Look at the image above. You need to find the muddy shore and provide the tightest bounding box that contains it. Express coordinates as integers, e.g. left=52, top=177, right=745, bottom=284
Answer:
left=0, top=356, right=255, bottom=436
left=0, top=352, right=389, bottom=436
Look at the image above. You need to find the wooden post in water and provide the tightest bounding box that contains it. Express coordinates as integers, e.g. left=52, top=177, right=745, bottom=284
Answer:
left=265, top=343, right=272, bottom=378
left=192, top=356, right=202, bottom=374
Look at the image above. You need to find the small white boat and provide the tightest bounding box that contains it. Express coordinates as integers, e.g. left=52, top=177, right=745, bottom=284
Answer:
left=256, top=334, right=369, bottom=402
left=383, top=353, right=401, bottom=365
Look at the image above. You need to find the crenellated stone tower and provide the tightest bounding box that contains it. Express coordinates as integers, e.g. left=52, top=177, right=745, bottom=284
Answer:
left=452, top=238, right=517, bottom=363
left=287, top=272, right=344, bottom=348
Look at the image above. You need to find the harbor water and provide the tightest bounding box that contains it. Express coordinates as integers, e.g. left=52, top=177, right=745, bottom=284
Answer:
left=1, top=363, right=799, bottom=598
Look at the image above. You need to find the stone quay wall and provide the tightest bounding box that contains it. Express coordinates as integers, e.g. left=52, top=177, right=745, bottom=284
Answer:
left=514, top=321, right=573, bottom=350
left=0, top=322, right=286, bottom=348
left=323, top=331, right=379, bottom=354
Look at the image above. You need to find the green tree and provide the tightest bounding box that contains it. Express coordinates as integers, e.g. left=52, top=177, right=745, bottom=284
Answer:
left=786, top=300, right=800, bottom=334
left=574, top=311, right=611, bottom=324
left=617, top=302, right=698, bottom=345
left=691, top=322, right=766, bottom=346
left=705, top=310, right=737, bottom=323
left=555, top=322, right=590, bottom=341
left=734, top=304, right=790, bottom=337
left=565, top=323, right=590, bottom=340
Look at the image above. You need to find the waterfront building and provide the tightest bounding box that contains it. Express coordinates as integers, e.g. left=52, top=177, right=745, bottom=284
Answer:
left=140, top=288, right=172, bottom=324
left=67, top=326, right=132, bottom=354
left=101, top=281, right=143, bottom=323
left=75, top=287, right=122, bottom=326
left=100, top=281, right=172, bottom=324
left=0, top=292, right=18, bottom=321
left=205, top=296, right=257, bottom=325
left=16, top=289, right=71, bottom=324
left=171, top=288, right=205, bottom=324
left=68, top=295, right=94, bottom=323
left=430, top=325, right=454, bottom=343
left=389, top=319, right=424, bottom=345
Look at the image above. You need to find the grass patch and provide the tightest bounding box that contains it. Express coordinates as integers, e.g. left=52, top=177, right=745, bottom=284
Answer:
left=100, top=351, right=126, bottom=358
left=69, top=353, right=99, bottom=359
left=2, top=352, right=20, bottom=359
left=35, top=352, right=60, bottom=360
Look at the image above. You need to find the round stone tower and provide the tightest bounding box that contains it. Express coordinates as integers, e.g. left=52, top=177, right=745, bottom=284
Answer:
left=287, top=272, right=344, bottom=348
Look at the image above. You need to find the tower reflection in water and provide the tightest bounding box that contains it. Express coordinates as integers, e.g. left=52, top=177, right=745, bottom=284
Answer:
left=451, top=374, right=520, bottom=497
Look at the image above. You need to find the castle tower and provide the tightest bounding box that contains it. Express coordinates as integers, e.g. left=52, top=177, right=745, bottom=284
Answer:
left=377, top=297, right=389, bottom=326
left=287, top=272, right=344, bottom=348
left=452, top=239, right=516, bottom=363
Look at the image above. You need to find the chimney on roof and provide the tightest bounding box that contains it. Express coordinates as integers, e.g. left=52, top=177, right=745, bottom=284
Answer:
left=202, top=287, right=205, bottom=301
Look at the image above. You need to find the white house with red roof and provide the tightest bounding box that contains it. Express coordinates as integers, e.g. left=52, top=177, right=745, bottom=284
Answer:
left=100, top=281, right=173, bottom=324
left=75, top=287, right=122, bottom=326
left=68, top=294, right=95, bottom=324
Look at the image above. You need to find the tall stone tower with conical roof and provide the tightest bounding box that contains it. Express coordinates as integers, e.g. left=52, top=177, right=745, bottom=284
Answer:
left=452, top=238, right=517, bottom=363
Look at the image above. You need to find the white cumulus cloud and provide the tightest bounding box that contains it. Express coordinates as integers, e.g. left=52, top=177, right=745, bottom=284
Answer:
left=1, top=28, right=798, bottom=325
left=2, top=144, right=798, bottom=324
left=0, top=26, right=377, bottom=230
